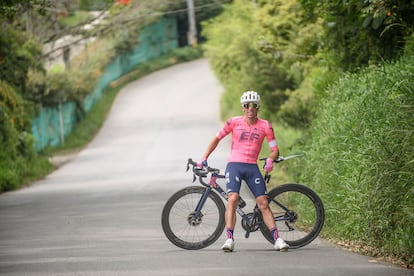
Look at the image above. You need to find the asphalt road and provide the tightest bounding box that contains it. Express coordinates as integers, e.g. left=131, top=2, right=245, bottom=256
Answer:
left=0, top=59, right=411, bottom=276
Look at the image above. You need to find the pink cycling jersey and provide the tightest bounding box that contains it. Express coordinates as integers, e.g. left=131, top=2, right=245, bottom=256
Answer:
left=216, top=116, right=278, bottom=164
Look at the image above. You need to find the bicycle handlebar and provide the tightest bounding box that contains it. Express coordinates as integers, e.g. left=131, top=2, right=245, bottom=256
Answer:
left=187, top=154, right=303, bottom=179
left=258, top=153, right=304, bottom=164
left=259, top=154, right=304, bottom=183
left=187, top=158, right=220, bottom=176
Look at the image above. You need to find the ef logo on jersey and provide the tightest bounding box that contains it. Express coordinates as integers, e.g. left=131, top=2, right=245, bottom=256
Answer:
left=240, top=131, right=260, bottom=142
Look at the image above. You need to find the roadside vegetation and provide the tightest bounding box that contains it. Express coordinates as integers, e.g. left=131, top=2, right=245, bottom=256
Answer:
left=0, top=0, right=412, bottom=268
left=297, top=45, right=413, bottom=267
left=202, top=0, right=413, bottom=267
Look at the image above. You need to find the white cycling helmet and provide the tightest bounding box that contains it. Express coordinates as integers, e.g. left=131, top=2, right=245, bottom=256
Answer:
left=240, top=91, right=260, bottom=104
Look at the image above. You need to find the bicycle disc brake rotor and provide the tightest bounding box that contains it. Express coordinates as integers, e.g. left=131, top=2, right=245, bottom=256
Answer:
left=241, top=213, right=260, bottom=232
left=187, top=212, right=203, bottom=226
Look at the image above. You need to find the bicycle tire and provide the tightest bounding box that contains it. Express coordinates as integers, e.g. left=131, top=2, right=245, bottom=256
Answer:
left=260, top=183, right=324, bottom=249
left=161, top=186, right=226, bottom=250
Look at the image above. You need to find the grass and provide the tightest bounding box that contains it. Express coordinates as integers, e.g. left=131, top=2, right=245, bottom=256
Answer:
left=58, top=11, right=93, bottom=28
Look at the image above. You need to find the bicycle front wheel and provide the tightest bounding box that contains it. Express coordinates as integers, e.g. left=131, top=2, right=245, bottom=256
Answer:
left=161, top=186, right=226, bottom=250
left=260, top=183, right=325, bottom=248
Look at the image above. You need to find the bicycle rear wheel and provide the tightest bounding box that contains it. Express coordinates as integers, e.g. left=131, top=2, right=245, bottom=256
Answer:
left=260, top=183, right=324, bottom=248
left=161, top=186, right=226, bottom=250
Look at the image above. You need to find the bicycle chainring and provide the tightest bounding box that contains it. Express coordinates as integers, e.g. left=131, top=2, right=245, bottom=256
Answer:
left=241, top=213, right=260, bottom=232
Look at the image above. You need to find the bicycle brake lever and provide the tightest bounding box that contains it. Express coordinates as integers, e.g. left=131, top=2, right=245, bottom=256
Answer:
left=186, top=158, right=194, bottom=172
left=264, top=174, right=271, bottom=183
left=274, top=156, right=284, bottom=163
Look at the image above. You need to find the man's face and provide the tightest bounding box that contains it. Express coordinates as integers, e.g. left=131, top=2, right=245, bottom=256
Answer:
left=242, top=102, right=259, bottom=118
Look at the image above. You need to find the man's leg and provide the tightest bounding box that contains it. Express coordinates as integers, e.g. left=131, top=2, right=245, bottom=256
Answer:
left=256, top=195, right=289, bottom=251
left=222, top=192, right=238, bottom=252
left=256, top=195, right=275, bottom=229
left=225, top=192, right=238, bottom=229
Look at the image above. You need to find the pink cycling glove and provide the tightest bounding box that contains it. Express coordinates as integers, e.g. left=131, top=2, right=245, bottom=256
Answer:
left=264, top=158, right=274, bottom=173
left=197, top=159, right=208, bottom=169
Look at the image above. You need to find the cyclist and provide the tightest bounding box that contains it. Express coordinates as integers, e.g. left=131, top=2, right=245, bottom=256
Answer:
left=198, top=91, right=289, bottom=252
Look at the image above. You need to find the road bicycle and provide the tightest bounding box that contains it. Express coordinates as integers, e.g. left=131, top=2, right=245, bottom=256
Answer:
left=161, top=155, right=325, bottom=250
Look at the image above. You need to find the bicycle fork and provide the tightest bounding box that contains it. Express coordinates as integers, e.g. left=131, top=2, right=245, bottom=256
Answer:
left=187, top=186, right=213, bottom=225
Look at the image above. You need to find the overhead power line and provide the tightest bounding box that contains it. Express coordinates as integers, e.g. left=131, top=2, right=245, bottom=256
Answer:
left=42, top=1, right=226, bottom=57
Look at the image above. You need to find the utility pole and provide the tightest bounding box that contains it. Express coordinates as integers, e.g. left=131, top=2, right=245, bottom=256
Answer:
left=25, top=7, right=33, bottom=34
left=186, top=0, right=197, bottom=47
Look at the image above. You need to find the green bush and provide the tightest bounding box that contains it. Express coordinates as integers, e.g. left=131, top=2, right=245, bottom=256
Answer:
left=170, top=46, right=203, bottom=61
left=297, top=38, right=414, bottom=265
left=0, top=81, right=25, bottom=155
left=202, top=0, right=296, bottom=120
left=57, top=11, right=93, bottom=28
left=0, top=81, right=46, bottom=192
left=0, top=23, right=43, bottom=96
left=202, top=0, right=325, bottom=127
left=277, top=78, right=314, bottom=128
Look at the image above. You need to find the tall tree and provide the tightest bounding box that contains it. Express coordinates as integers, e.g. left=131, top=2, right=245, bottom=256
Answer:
left=202, top=0, right=321, bottom=123
left=300, top=0, right=414, bottom=70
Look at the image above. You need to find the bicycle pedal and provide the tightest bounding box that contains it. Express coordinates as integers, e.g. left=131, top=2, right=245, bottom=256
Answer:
left=245, top=231, right=250, bottom=238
